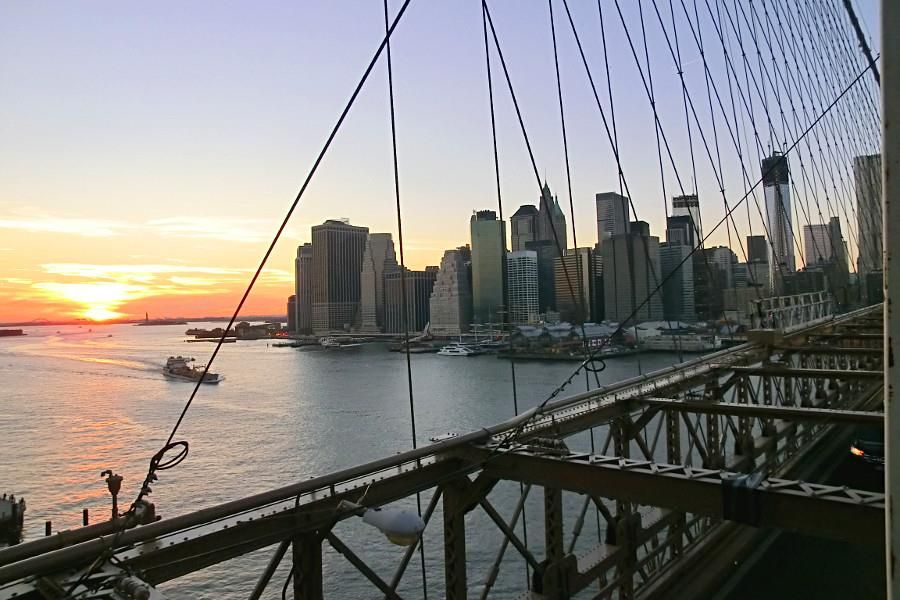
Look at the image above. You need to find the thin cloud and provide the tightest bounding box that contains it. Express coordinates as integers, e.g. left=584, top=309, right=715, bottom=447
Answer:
left=146, top=217, right=274, bottom=243
left=0, top=217, right=132, bottom=237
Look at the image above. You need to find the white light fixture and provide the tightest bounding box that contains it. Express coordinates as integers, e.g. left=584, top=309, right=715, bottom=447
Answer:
left=337, top=500, right=426, bottom=547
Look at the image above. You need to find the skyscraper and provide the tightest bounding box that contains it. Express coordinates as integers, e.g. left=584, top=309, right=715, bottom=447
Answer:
left=470, top=210, right=506, bottom=324
left=601, top=221, right=663, bottom=324
left=803, top=223, right=834, bottom=265
left=854, top=154, right=882, bottom=276
left=672, top=194, right=702, bottom=242
left=510, top=205, right=538, bottom=251
left=659, top=242, right=695, bottom=322
left=506, top=251, right=539, bottom=324
left=762, top=151, right=795, bottom=290
left=595, top=192, right=631, bottom=248
left=429, top=246, right=473, bottom=335
left=358, top=233, right=399, bottom=333
left=384, top=267, right=438, bottom=334
left=287, top=295, right=297, bottom=333
left=747, top=235, right=768, bottom=264
left=553, top=248, right=595, bottom=323
left=666, top=214, right=696, bottom=249
left=294, top=243, right=313, bottom=334
left=537, top=182, right=568, bottom=249
left=310, top=219, right=369, bottom=332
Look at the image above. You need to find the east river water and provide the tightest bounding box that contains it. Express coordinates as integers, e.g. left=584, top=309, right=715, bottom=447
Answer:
left=0, top=323, right=680, bottom=598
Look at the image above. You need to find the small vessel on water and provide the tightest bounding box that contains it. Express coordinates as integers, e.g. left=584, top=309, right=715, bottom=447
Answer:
left=0, top=329, right=25, bottom=338
left=163, top=356, right=223, bottom=384
left=437, top=343, right=480, bottom=357
left=319, top=337, right=362, bottom=350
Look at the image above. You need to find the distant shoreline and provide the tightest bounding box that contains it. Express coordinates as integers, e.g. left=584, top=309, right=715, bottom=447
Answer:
left=0, top=316, right=286, bottom=328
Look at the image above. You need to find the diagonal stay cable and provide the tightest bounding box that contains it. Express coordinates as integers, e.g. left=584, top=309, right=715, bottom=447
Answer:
left=66, top=1, right=416, bottom=595
left=381, top=0, right=429, bottom=597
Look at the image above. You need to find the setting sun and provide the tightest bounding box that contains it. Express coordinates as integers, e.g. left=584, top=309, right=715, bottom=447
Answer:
left=33, top=282, right=142, bottom=321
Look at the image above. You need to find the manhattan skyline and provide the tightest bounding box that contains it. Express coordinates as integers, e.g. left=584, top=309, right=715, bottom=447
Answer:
left=0, top=1, right=881, bottom=322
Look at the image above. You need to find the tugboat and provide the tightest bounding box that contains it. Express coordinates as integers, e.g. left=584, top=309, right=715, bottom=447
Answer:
left=163, top=356, right=224, bottom=384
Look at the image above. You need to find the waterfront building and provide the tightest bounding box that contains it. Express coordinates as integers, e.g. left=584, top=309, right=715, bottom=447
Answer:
left=659, top=242, right=696, bottom=323
left=470, top=210, right=506, bottom=324
left=358, top=233, right=399, bottom=333
left=429, top=247, right=473, bottom=335
left=506, top=251, right=539, bottom=324
left=595, top=191, right=631, bottom=248
left=287, top=295, right=297, bottom=332
left=672, top=194, right=702, bottom=242
left=601, top=221, right=663, bottom=324
left=510, top=205, right=538, bottom=251
left=384, top=267, right=438, bottom=334
left=310, top=219, right=369, bottom=332
left=762, top=151, right=795, bottom=290
left=294, top=243, right=313, bottom=334
left=854, top=154, right=882, bottom=279
left=553, top=248, right=595, bottom=324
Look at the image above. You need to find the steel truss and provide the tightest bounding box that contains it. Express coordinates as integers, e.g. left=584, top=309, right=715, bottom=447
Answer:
left=0, top=305, right=885, bottom=600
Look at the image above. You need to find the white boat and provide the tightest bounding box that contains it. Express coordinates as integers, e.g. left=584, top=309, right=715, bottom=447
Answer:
left=639, top=333, right=718, bottom=353
left=163, top=356, right=224, bottom=384
left=319, top=336, right=362, bottom=350
left=437, top=344, right=479, bottom=357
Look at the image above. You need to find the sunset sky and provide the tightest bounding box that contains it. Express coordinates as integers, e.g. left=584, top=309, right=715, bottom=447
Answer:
left=0, top=1, right=881, bottom=323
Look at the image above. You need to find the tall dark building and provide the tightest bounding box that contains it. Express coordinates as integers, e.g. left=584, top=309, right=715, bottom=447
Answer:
left=287, top=295, right=297, bottom=332
left=310, top=220, right=369, bottom=332
left=384, top=267, right=438, bottom=333
left=537, top=182, right=567, bottom=248
left=553, top=248, right=597, bottom=323
left=294, top=243, right=313, bottom=334
left=747, top=235, right=768, bottom=263
left=762, top=151, right=794, bottom=291
left=524, top=239, right=557, bottom=314
left=510, top=205, right=539, bottom=252
left=666, top=215, right=696, bottom=248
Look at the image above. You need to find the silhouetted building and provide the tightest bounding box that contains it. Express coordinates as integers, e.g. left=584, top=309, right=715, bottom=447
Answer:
left=762, top=151, right=795, bottom=290
left=595, top=192, right=631, bottom=249
left=429, top=246, right=473, bottom=335
left=672, top=194, right=702, bottom=242
left=384, top=268, right=438, bottom=334
left=747, top=235, right=768, bottom=264
left=359, top=233, right=399, bottom=332
left=287, top=295, right=297, bottom=332
left=471, top=210, right=506, bottom=324
left=660, top=242, right=696, bottom=322
left=554, top=248, right=596, bottom=323
left=294, top=243, right=313, bottom=334
left=310, top=220, right=369, bottom=332
left=510, top=205, right=539, bottom=252
left=537, top=182, right=567, bottom=249
left=666, top=215, right=696, bottom=249
left=854, top=154, right=882, bottom=305
left=602, top=221, right=663, bottom=323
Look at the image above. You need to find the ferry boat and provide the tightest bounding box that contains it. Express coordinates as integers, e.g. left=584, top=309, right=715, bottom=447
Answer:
left=639, top=333, right=718, bottom=353
left=437, top=344, right=480, bottom=357
left=319, top=337, right=362, bottom=350
left=163, top=356, right=224, bottom=384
